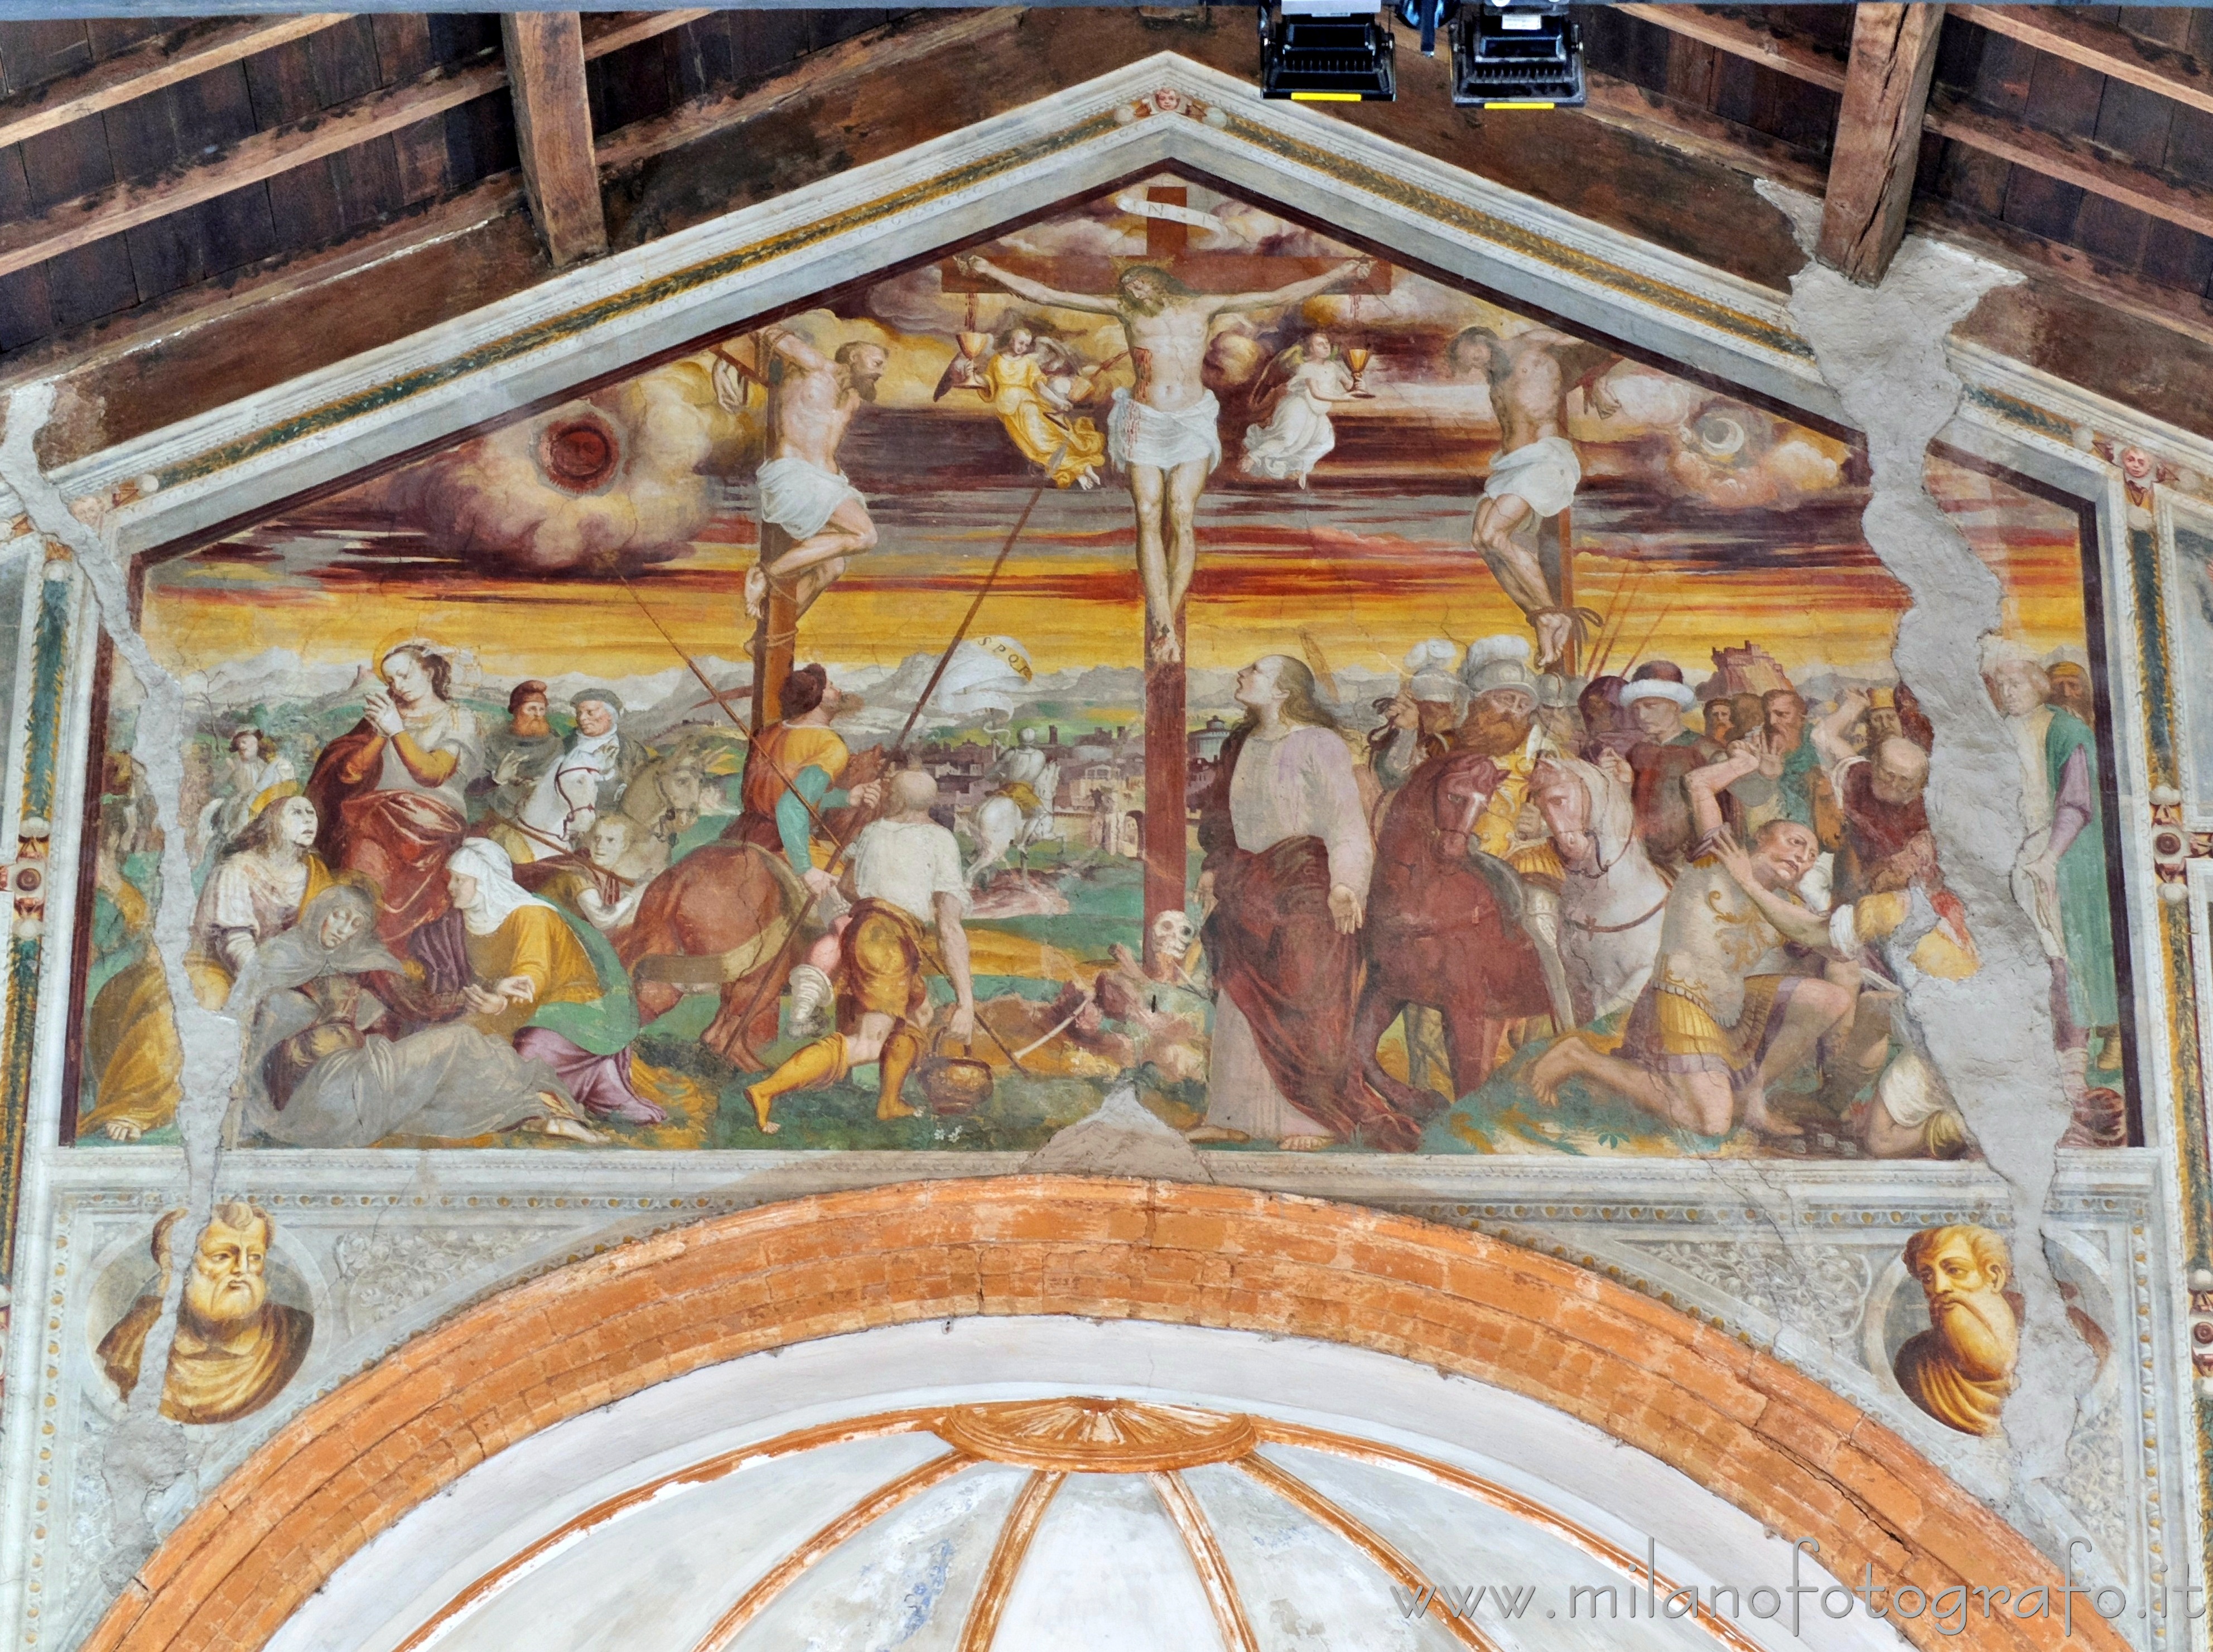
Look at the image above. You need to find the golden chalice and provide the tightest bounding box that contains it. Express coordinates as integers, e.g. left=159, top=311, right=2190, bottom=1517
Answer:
left=1343, top=345, right=1376, bottom=398
left=957, top=330, right=992, bottom=360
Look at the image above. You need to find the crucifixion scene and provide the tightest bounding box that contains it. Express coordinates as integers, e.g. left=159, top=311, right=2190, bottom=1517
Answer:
left=86, top=177, right=2128, bottom=1162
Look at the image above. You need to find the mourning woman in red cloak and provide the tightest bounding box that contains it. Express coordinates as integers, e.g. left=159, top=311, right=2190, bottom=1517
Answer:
left=305, top=643, right=483, bottom=996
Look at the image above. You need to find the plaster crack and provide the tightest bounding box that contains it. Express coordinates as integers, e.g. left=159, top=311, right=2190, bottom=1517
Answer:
left=1, top=384, right=243, bottom=1550
left=1758, top=184, right=2098, bottom=1542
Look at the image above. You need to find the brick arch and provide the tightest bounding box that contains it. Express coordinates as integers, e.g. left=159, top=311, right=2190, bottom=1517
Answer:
left=87, top=1177, right=2112, bottom=1652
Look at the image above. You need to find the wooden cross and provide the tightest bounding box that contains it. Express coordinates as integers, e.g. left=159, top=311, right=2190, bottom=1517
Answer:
left=942, top=186, right=1391, bottom=959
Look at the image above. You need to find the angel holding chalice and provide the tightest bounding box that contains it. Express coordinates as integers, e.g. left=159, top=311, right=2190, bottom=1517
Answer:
left=936, top=319, right=1113, bottom=490
left=1239, top=327, right=1365, bottom=488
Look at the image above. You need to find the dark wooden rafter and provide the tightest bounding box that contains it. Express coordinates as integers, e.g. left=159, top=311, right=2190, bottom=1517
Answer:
left=0, top=15, right=349, bottom=152
left=578, top=9, right=714, bottom=61
left=1576, top=71, right=1829, bottom=195
left=1927, top=91, right=2213, bottom=243
left=0, top=11, right=707, bottom=288
left=1616, top=4, right=2213, bottom=264
left=1611, top=3, right=1845, bottom=93
left=1818, top=3, right=1946, bottom=283
left=1950, top=4, right=2213, bottom=120
left=0, top=57, right=510, bottom=283
left=500, top=12, right=609, bottom=267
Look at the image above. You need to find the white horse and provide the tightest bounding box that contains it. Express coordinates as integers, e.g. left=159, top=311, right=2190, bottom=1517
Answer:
left=1528, top=753, right=1671, bottom=1024
left=968, top=763, right=1060, bottom=887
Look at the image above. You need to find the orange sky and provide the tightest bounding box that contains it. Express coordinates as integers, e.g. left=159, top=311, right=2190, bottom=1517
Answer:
left=144, top=493, right=2089, bottom=689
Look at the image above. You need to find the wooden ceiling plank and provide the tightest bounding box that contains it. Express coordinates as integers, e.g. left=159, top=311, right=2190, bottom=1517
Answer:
left=1611, top=4, right=1846, bottom=93
left=501, top=12, right=608, bottom=268
left=1927, top=93, right=2213, bottom=240
left=1578, top=71, right=1830, bottom=197
left=591, top=7, right=1019, bottom=174
left=1954, top=4, right=2213, bottom=120
left=580, top=11, right=716, bottom=64
left=0, top=58, right=507, bottom=285
left=1817, top=3, right=1947, bottom=283
left=0, top=15, right=349, bottom=155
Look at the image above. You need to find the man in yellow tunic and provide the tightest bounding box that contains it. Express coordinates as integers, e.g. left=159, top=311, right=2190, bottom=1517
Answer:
left=981, top=327, right=1106, bottom=490
left=734, top=664, right=880, bottom=902
left=744, top=770, right=975, bottom=1133
left=1449, top=635, right=1563, bottom=869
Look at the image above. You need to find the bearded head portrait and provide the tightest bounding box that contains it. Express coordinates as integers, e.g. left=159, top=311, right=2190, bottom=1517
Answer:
left=1892, top=1225, right=2019, bottom=1437
left=97, top=1203, right=314, bottom=1426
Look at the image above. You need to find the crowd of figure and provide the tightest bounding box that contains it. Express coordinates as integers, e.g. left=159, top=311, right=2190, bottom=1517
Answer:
left=83, top=647, right=744, bottom=1146
left=1183, top=632, right=2122, bottom=1155
left=78, top=619, right=2122, bottom=1158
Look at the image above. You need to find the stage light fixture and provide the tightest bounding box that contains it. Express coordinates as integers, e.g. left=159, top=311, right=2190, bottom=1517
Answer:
left=1449, top=0, right=1584, bottom=109
left=1257, top=0, right=1397, bottom=103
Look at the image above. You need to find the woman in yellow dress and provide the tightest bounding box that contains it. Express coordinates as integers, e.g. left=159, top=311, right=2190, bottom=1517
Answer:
left=444, top=839, right=669, bottom=1124
left=981, top=327, right=1106, bottom=489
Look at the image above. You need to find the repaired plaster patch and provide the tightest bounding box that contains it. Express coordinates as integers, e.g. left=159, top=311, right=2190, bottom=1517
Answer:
left=1760, top=184, right=2096, bottom=1521
left=1, top=384, right=242, bottom=1549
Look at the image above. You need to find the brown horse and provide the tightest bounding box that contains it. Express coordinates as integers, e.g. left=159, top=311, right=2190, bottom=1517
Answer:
left=617, top=744, right=893, bottom=1067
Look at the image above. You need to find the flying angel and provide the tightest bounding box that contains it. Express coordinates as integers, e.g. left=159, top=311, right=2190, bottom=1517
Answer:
left=1240, top=328, right=1359, bottom=488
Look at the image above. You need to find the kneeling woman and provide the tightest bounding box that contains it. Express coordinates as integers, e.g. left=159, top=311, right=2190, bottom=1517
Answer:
left=230, top=884, right=601, bottom=1146
left=444, top=840, right=667, bottom=1125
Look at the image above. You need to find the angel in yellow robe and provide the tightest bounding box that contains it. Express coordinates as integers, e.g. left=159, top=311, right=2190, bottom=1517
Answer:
left=982, top=330, right=1106, bottom=489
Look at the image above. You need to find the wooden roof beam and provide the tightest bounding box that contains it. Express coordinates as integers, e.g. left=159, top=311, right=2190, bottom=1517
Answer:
left=0, top=15, right=350, bottom=154
left=1577, top=73, right=1829, bottom=196
left=1952, top=5, right=2213, bottom=120
left=502, top=12, right=608, bottom=268
left=1609, top=4, right=1846, bottom=92
left=1819, top=3, right=1946, bottom=283
left=580, top=10, right=716, bottom=62
left=0, top=56, right=508, bottom=284
left=1926, top=92, right=2213, bottom=242
left=1618, top=5, right=2213, bottom=259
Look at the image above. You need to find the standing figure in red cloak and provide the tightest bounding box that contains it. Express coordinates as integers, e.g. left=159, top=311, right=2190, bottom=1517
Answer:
left=1353, top=748, right=1553, bottom=1128
left=305, top=643, right=483, bottom=995
left=1187, top=654, right=1404, bottom=1153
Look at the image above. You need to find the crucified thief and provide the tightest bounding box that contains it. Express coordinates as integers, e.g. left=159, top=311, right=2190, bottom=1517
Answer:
left=959, top=253, right=1373, bottom=663
left=746, top=329, right=888, bottom=625
left=1448, top=325, right=1622, bottom=671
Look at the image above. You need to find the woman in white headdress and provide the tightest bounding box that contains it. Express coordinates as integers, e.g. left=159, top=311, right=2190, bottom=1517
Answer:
left=445, top=839, right=667, bottom=1124
left=228, top=883, right=601, bottom=1147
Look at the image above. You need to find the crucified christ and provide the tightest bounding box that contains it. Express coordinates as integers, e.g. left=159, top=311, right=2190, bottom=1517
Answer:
left=1448, top=325, right=1622, bottom=672
left=959, top=253, right=1373, bottom=663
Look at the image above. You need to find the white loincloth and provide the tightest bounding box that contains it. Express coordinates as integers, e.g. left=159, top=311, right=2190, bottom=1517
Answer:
left=1481, top=433, right=1582, bottom=518
left=1109, top=389, right=1222, bottom=473
left=757, top=456, right=865, bottom=541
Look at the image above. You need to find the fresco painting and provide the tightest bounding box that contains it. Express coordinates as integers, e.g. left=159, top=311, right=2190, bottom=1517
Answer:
left=76, top=177, right=2128, bottom=1160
